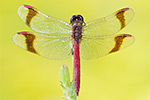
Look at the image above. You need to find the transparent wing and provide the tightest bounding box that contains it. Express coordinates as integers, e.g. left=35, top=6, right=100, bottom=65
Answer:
left=18, top=5, right=71, bottom=35
left=80, top=34, right=134, bottom=59
left=13, top=31, right=73, bottom=60
left=83, top=8, right=134, bottom=36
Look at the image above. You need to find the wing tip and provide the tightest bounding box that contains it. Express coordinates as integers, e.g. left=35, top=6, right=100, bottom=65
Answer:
left=123, top=33, right=135, bottom=45
left=13, top=31, right=27, bottom=43
left=17, top=5, right=28, bottom=18
left=124, top=34, right=135, bottom=42
left=121, top=7, right=134, bottom=15
left=12, top=33, right=19, bottom=45
left=17, top=5, right=33, bottom=15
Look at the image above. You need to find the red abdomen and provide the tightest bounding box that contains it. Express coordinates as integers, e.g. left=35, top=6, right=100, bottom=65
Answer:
left=73, top=40, right=80, bottom=96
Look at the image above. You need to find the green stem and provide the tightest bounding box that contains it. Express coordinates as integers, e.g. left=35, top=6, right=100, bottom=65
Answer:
left=60, top=65, right=76, bottom=100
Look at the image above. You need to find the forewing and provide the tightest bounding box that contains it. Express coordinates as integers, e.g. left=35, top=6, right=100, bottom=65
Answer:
left=13, top=32, right=73, bottom=60
left=83, top=8, right=134, bottom=36
left=80, top=34, right=134, bottom=59
left=18, top=5, right=71, bottom=34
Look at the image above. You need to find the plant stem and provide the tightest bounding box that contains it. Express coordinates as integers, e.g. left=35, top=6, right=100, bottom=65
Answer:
left=60, top=65, right=76, bottom=100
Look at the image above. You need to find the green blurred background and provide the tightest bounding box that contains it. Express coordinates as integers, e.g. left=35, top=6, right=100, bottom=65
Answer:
left=0, top=0, right=149, bottom=100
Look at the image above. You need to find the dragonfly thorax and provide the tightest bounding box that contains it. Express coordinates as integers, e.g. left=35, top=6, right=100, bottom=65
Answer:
left=72, top=24, right=82, bottom=42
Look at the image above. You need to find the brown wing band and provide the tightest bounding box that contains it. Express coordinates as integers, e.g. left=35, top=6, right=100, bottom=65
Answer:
left=116, top=10, right=125, bottom=29
left=109, top=35, right=126, bottom=53
left=23, top=33, right=37, bottom=54
left=26, top=8, right=37, bottom=26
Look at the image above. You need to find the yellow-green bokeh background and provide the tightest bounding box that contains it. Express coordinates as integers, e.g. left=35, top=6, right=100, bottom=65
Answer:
left=1, top=0, right=149, bottom=100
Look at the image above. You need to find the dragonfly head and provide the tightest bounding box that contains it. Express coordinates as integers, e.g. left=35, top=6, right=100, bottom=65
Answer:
left=70, top=15, right=84, bottom=25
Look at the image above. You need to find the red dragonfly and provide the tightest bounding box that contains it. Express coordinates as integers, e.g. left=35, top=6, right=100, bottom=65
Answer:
left=13, top=5, right=134, bottom=96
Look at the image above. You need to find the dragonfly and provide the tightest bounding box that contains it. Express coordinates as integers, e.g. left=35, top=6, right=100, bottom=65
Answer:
left=13, top=5, right=134, bottom=96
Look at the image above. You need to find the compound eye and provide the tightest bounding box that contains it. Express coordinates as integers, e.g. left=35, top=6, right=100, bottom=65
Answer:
left=70, top=15, right=76, bottom=23
left=77, top=15, right=83, bottom=21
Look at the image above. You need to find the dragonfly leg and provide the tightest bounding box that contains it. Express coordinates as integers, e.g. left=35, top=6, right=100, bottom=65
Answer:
left=71, top=44, right=74, bottom=55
